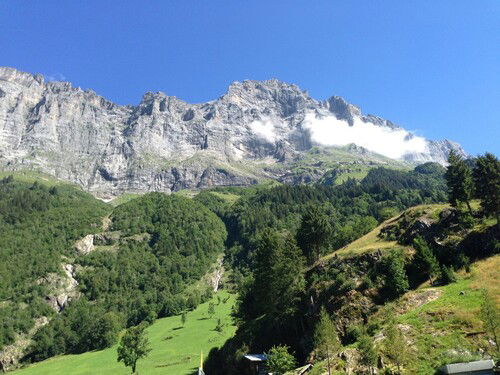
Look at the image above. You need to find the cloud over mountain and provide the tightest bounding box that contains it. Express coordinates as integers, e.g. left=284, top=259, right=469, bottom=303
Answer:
left=302, top=113, right=428, bottom=159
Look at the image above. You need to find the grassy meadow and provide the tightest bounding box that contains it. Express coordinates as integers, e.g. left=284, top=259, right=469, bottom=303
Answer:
left=13, top=292, right=236, bottom=375
left=381, top=255, right=499, bottom=374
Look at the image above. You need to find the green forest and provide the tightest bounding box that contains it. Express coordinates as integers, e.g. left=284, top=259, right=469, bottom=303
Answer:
left=0, top=178, right=109, bottom=351
left=0, top=185, right=227, bottom=367
left=1, top=152, right=499, bottom=374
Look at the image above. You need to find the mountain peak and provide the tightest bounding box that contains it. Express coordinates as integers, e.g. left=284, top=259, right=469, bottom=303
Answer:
left=0, top=66, right=44, bottom=87
left=0, top=66, right=466, bottom=195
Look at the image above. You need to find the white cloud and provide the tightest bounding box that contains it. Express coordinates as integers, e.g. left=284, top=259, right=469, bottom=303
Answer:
left=302, top=113, right=428, bottom=159
left=249, top=119, right=278, bottom=143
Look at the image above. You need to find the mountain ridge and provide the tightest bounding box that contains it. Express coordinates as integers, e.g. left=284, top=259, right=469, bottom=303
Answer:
left=0, top=67, right=466, bottom=196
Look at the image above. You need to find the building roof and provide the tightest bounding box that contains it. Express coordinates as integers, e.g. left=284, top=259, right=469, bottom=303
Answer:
left=244, top=354, right=267, bottom=362
left=442, top=359, right=495, bottom=374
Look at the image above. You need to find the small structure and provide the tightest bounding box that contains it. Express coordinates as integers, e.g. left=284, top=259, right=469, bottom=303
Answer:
left=198, top=350, right=205, bottom=375
left=244, top=354, right=267, bottom=375
left=440, top=359, right=495, bottom=374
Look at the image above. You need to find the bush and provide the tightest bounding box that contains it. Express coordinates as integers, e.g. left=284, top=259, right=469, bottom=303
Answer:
left=344, top=325, right=362, bottom=345
left=265, top=345, right=297, bottom=375
left=382, top=250, right=409, bottom=299
left=439, top=265, right=457, bottom=285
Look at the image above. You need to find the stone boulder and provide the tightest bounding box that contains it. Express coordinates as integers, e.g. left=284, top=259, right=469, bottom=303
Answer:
left=74, top=234, right=94, bottom=255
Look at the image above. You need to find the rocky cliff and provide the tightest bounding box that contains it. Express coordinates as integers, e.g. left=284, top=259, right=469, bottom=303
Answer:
left=0, top=67, right=466, bottom=196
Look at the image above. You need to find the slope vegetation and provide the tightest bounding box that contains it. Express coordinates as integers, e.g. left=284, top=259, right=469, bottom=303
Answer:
left=12, top=292, right=236, bottom=375
left=206, top=200, right=499, bottom=374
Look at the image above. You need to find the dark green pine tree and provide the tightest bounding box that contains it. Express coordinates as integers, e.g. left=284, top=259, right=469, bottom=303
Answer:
left=383, top=250, right=409, bottom=298
left=445, top=150, right=474, bottom=215
left=253, top=229, right=306, bottom=321
left=297, top=205, right=333, bottom=263
left=473, top=152, right=500, bottom=228
left=314, top=308, right=341, bottom=375
left=413, top=236, right=440, bottom=284
left=358, top=332, right=378, bottom=375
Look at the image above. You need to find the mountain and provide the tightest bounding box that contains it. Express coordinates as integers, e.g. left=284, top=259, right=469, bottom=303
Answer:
left=0, top=67, right=466, bottom=196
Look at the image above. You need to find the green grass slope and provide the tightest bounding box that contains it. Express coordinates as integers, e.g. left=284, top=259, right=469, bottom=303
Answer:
left=0, top=170, right=69, bottom=186
left=320, top=203, right=450, bottom=259
left=13, top=292, right=236, bottom=375
left=308, top=204, right=498, bottom=375
left=376, top=255, right=499, bottom=374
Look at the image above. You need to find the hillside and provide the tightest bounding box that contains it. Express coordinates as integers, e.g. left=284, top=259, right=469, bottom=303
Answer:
left=326, top=203, right=450, bottom=258
left=12, top=292, right=236, bottom=375
left=308, top=204, right=499, bottom=374
left=1, top=156, right=498, bottom=374
left=0, top=176, right=228, bottom=372
left=205, top=200, right=499, bottom=374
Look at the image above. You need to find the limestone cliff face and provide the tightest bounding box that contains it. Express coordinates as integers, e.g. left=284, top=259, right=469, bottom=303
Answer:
left=0, top=67, right=466, bottom=196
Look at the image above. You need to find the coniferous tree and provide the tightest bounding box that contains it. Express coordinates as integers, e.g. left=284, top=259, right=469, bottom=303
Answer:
left=215, top=318, right=224, bottom=332
left=252, top=229, right=305, bottom=321
left=383, top=318, right=411, bottom=373
left=473, top=153, right=500, bottom=227
left=412, top=236, right=440, bottom=283
left=297, top=205, right=333, bottom=263
left=314, top=308, right=341, bottom=375
left=208, top=302, right=215, bottom=319
left=445, top=150, right=474, bottom=215
left=358, top=333, right=378, bottom=375
left=181, top=311, right=187, bottom=327
left=383, top=250, right=409, bottom=299
left=439, top=265, right=457, bottom=285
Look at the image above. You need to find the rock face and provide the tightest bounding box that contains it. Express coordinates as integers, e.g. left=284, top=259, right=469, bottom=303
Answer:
left=43, top=264, right=80, bottom=312
left=0, top=317, right=50, bottom=372
left=0, top=67, right=467, bottom=196
left=74, top=234, right=95, bottom=255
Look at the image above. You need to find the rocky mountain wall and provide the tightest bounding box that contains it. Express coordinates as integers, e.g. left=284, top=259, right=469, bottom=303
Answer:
left=0, top=67, right=467, bottom=196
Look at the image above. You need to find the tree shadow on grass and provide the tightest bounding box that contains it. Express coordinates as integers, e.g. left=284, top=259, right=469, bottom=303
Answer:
left=172, top=326, right=184, bottom=330
left=155, top=356, right=192, bottom=368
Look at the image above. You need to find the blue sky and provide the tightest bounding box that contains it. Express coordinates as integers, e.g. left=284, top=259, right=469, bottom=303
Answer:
left=0, top=1, right=498, bottom=154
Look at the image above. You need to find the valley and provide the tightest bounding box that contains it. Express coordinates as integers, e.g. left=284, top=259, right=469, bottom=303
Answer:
left=0, top=152, right=498, bottom=374
left=12, top=292, right=236, bottom=375
left=1, top=3, right=498, bottom=374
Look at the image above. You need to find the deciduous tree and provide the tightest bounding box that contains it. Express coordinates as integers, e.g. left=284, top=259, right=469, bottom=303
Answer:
left=265, top=345, right=297, bottom=375
left=480, top=290, right=499, bottom=357
left=117, top=325, right=151, bottom=374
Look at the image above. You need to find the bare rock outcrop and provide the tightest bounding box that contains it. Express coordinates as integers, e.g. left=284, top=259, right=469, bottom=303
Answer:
left=0, top=317, right=49, bottom=372
left=43, top=263, right=80, bottom=312
left=74, top=234, right=95, bottom=255
left=0, top=67, right=466, bottom=195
